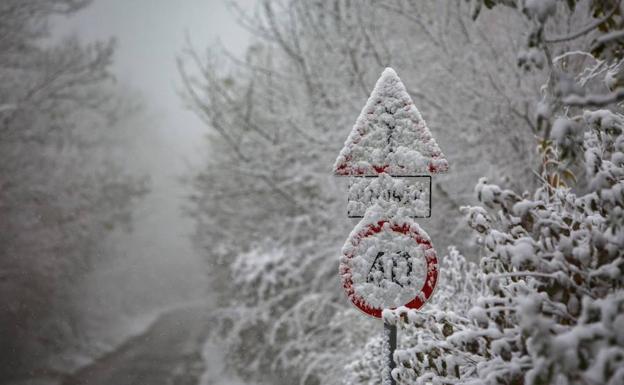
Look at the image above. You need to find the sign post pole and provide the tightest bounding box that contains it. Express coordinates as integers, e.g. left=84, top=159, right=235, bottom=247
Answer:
left=383, top=317, right=397, bottom=385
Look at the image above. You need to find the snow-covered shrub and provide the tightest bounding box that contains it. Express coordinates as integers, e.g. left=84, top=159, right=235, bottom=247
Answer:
left=344, top=247, right=485, bottom=385
left=365, top=2, right=624, bottom=383
left=466, top=165, right=621, bottom=385
left=345, top=134, right=623, bottom=385
left=209, top=245, right=376, bottom=385
left=372, top=112, right=624, bottom=384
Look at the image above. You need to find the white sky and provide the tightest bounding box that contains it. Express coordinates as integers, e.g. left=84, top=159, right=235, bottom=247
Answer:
left=53, top=0, right=249, bottom=148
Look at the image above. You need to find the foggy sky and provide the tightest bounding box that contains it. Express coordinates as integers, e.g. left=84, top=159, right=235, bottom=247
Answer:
left=51, top=1, right=250, bottom=306
left=53, top=0, right=248, bottom=163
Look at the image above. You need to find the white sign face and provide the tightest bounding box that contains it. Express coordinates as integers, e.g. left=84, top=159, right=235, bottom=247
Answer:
left=347, top=175, right=430, bottom=218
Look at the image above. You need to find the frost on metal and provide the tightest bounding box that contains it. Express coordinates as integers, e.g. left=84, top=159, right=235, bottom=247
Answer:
left=333, top=68, right=449, bottom=176
left=347, top=173, right=430, bottom=218
left=381, top=322, right=395, bottom=385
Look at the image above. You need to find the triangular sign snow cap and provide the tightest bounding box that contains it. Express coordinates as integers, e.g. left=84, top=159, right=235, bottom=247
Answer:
left=334, top=68, right=449, bottom=176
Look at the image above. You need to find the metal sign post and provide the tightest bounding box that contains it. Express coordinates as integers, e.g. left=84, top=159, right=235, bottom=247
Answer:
left=333, top=67, right=449, bottom=384
left=383, top=319, right=397, bottom=385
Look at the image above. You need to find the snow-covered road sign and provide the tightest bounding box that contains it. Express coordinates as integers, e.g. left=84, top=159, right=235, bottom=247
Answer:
left=333, top=67, right=447, bottom=218
left=334, top=68, right=448, bottom=317
left=333, top=67, right=448, bottom=385
left=333, top=67, right=448, bottom=177
left=340, top=210, right=438, bottom=318
left=333, top=67, right=447, bottom=315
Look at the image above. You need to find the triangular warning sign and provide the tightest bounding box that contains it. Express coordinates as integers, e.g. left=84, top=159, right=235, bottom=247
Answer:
left=333, top=68, right=449, bottom=176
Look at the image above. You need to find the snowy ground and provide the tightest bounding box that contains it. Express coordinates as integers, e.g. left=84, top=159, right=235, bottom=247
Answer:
left=60, top=304, right=211, bottom=385
left=5, top=300, right=223, bottom=385
left=199, top=342, right=250, bottom=385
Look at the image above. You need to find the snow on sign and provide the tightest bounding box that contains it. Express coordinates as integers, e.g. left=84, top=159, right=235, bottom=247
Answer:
left=334, top=67, right=447, bottom=218
left=347, top=174, right=431, bottom=218
left=333, top=67, right=448, bottom=177
left=333, top=67, right=446, bottom=314
left=340, top=207, right=438, bottom=318
left=333, top=68, right=448, bottom=385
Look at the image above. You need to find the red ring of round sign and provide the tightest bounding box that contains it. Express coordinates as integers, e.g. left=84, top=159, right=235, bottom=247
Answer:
left=340, top=219, right=438, bottom=318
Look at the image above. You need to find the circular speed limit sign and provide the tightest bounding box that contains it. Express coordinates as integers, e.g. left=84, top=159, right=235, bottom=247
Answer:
left=339, top=216, right=438, bottom=318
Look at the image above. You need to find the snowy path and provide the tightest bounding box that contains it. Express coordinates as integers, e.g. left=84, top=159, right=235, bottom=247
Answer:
left=62, top=306, right=211, bottom=385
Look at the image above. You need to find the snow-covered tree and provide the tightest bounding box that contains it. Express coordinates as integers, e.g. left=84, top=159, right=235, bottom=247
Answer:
left=0, top=1, right=147, bottom=378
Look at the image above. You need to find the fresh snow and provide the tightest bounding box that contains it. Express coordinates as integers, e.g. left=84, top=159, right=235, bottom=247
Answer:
left=341, top=204, right=436, bottom=312
left=334, top=68, right=449, bottom=176
left=347, top=173, right=430, bottom=217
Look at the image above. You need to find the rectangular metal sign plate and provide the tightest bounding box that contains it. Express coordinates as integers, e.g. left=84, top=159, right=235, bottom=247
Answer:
left=347, top=176, right=431, bottom=218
